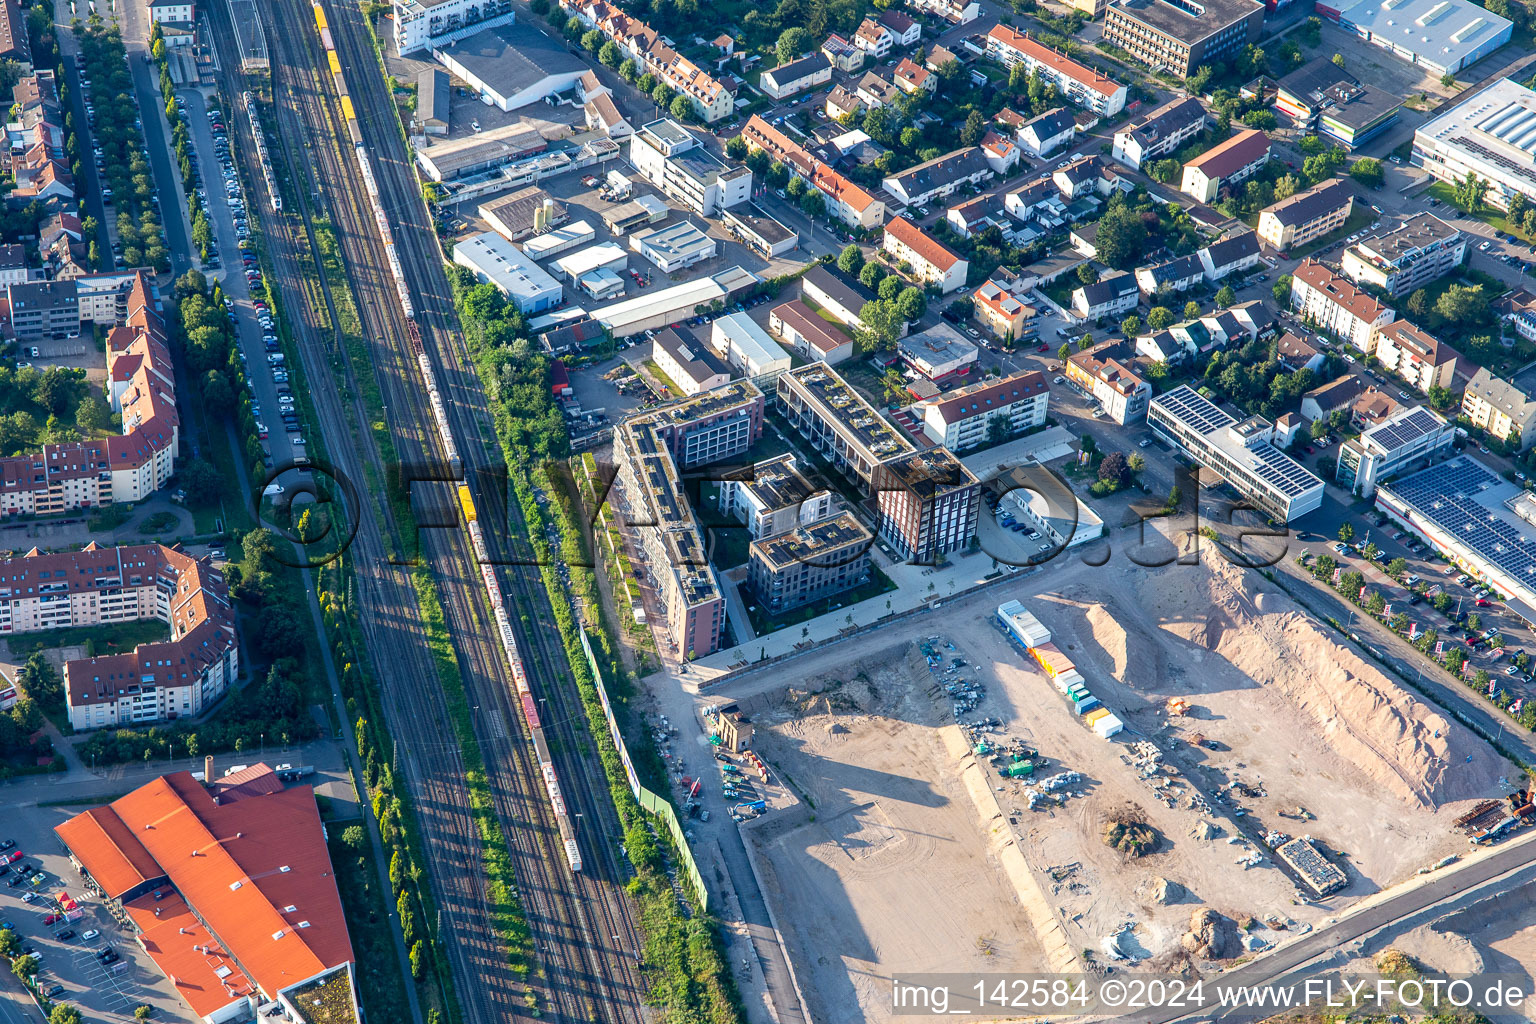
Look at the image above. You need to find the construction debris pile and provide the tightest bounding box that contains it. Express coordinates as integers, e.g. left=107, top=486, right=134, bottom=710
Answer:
left=1455, top=790, right=1535, bottom=845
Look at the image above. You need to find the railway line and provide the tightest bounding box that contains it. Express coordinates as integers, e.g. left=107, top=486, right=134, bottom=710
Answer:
left=243, top=0, right=648, bottom=1019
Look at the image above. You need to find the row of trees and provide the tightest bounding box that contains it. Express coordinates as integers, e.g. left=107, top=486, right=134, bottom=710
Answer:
left=0, top=364, right=110, bottom=456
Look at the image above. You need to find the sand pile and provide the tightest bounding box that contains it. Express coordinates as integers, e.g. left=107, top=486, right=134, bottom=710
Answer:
left=1157, top=559, right=1503, bottom=808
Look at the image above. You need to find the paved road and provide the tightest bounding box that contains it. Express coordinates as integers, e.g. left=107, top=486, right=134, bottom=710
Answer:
left=49, top=3, right=113, bottom=262
left=118, top=0, right=194, bottom=277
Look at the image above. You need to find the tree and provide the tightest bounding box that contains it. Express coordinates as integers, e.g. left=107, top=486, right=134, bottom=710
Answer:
left=1183, top=300, right=1201, bottom=319
left=598, top=40, right=621, bottom=67
left=1121, top=315, right=1141, bottom=337
left=134, top=1008, right=153, bottom=1022
left=1349, top=157, right=1384, bottom=188
left=48, top=1006, right=80, bottom=1024
left=1299, top=135, right=1326, bottom=156
left=859, top=262, right=886, bottom=289
left=800, top=190, right=826, bottom=218
left=1362, top=541, right=1379, bottom=561
left=1468, top=612, right=1482, bottom=632
left=960, top=109, right=987, bottom=147
left=651, top=82, right=673, bottom=107
left=1094, top=200, right=1148, bottom=269
left=880, top=366, right=909, bottom=405
left=0, top=930, right=16, bottom=958
left=1452, top=172, right=1489, bottom=214
left=410, top=940, right=426, bottom=980
left=1273, top=274, right=1293, bottom=307
left=785, top=175, right=807, bottom=199
left=1081, top=433, right=1097, bottom=454
left=669, top=95, right=693, bottom=121
left=1274, top=174, right=1299, bottom=201
left=1406, top=288, right=1428, bottom=319
left=878, top=274, right=903, bottom=301
left=1387, top=557, right=1409, bottom=579
left=341, top=825, right=366, bottom=850
left=1332, top=53, right=1346, bottom=67
left=1128, top=452, right=1145, bottom=473
left=18, top=652, right=61, bottom=710
left=837, top=243, right=864, bottom=276
left=1187, top=65, right=1213, bottom=93
left=776, top=27, right=810, bottom=65
left=1077, top=264, right=1099, bottom=286
left=1242, top=109, right=1277, bottom=130
left=1099, top=451, right=1129, bottom=488
left=580, top=28, right=602, bottom=51
left=726, top=135, right=748, bottom=161
left=1215, top=285, right=1236, bottom=308
left=1147, top=306, right=1174, bottom=331
left=1441, top=72, right=1456, bottom=88
left=11, top=954, right=35, bottom=981
left=1435, top=283, right=1487, bottom=323
left=853, top=299, right=904, bottom=353
left=1338, top=523, right=1355, bottom=544
left=896, top=286, right=926, bottom=322
left=1058, top=343, right=1071, bottom=362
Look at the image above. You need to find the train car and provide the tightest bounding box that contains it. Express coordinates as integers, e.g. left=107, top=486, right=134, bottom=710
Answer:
left=458, top=483, right=477, bottom=524
left=339, top=95, right=355, bottom=124
left=320, top=26, right=334, bottom=51
left=327, top=51, right=341, bottom=76
left=312, top=3, right=327, bottom=31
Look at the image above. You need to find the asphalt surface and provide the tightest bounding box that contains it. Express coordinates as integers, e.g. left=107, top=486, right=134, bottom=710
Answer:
left=49, top=2, right=113, bottom=262
left=117, top=0, right=194, bottom=277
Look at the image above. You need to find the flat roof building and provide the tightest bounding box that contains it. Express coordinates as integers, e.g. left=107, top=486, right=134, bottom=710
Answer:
left=1319, top=0, right=1511, bottom=75
left=1336, top=404, right=1456, bottom=496
left=897, top=323, right=980, bottom=384
left=875, top=448, right=982, bottom=563
left=777, top=364, right=914, bottom=491
left=591, top=266, right=760, bottom=337
left=550, top=241, right=628, bottom=283
left=1149, top=385, right=1325, bottom=521
left=435, top=23, right=588, bottom=111
left=718, top=453, right=834, bottom=540
left=452, top=231, right=563, bottom=313
left=602, top=193, right=670, bottom=234
left=630, top=220, right=718, bottom=273
left=748, top=512, right=873, bottom=613
left=1103, top=0, right=1264, bottom=78
left=1414, top=77, right=1536, bottom=212
left=1274, top=56, right=1401, bottom=150
left=720, top=202, right=799, bottom=257
left=710, top=312, right=792, bottom=378
left=628, top=117, right=752, bottom=215
left=1342, top=213, right=1465, bottom=298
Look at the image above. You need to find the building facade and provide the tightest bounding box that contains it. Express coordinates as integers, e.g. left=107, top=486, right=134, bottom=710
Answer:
left=777, top=364, right=914, bottom=491
left=1290, top=259, right=1395, bottom=351
left=1111, top=95, right=1206, bottom=169
left=984, top=24, right=1127, bottom=115
left=1067, top=339, right=1152, bottom=424
left=919, top=370, right=1050, bottom=449
left=1102, top=0, right=1264, bottom=78
left=392, top=0, right=514, bottom=53
left=1341, top=213, right=1465, bottom=297
left=876, top=449, right=980, bottom=563
left=1335, top=405, right=1456, bottom=496
left=1373, top=320, right=1460, bottom=394
left=1178, top=128, right=1270, bottom=203
left=747, top=512, right=872, bottom=612
left=1413, top=77, right=1536, bottom=211
left=882, top=216, right=968, bottom=293
left=1462, top=367, right=1536, bottom=448
left=628, top=118, right=752, bottom=215
left=1257, top=178, right=1353, bottom=251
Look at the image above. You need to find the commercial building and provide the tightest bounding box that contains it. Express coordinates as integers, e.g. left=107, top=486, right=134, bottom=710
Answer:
left=652, top=326, right=731, bottom=396
left=769, top=299, right=854, bottom=365
left=747, top=512, right=872, bottom=613
left=710, top=312, right=792, bottom=378
left=1461, top=366, right=1536, bottom=448
left=522, top=219, right=597, bottom=261
left=1198, top=229, right=1262, bottom=281
left=591, top=265, right=759, bottom=337
left=612, top=382, right=766, bottom=658
left=1148, top=385, right=1325, bottom=521
left=1318, top=0, right=1511, bottom=76
left=1413, top=77, right=1536, bottom=211
left=1274, top=56, right=1401, bottom=150
left=876, top=448, right=981, bottom=563
left=881, top=147, right=994, bottom=209
left=628, top=118, right=752, bottom=215
left=800, top=264, right=878, bottom=333
left=760, top=52, right=834, bottom=100
left=1335, top=404, right=1456, bottom=496
left=1072, top=271, right=1139, bottom=319
left=721, top=203, right=798, bottom=257
left=413, top=123, right=549, bottom=182
left=1290, top=259, right=1395, bottom=352
left=1373, top=320, right=1461, bottom=393
left=629, top=220, right=718, bottom=273
left=1341, top=213, right=1465, bottom=297
left=480, top=187, right=568, bottom=242
left=435, top=24, right=587, bottom=110
left=56, top=769, right=356, bottom=1024
left=1111, top=96, right=1207, bottom=169
left=918, top=370, right=1049, bottom=449
left=452, top=231, right=563, bottom=313
left=1102, top=0, right=1264, bottom=78
left=1067, top=338, right=1152, bottom=424
left=741, top=117, right=886, bottom=229
left=1376, top=456, right=1536, bottom=622
left=7, top=543, right=237, bottom=730
left=392, top=0, right=513, bottom=53
left=777, top=364, right=914, bottom=491
left=1258, top=178, right=1354, bottom=251
left=983, top=25, right=1128, bottom=115
left=415, top=67, right=450, bottom=134
left=896, top=325, right=977, bottom=387
left=550, top=242, right=628, bottom=285
left=717, top=453, right=833, bottom=539
left=881, top=216, right=969, bottom=293
left=1178, top=128, right=1270, bottom=203
left=602, top=194, right=670, bottom=234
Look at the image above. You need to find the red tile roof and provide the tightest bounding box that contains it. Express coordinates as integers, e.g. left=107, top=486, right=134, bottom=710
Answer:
left=986, top=25, right=1121, bottom=100
left=1183, top=128, right=1270, bottom=180
left=743, top=116, right=879, bottom=214
left=1293, top=259, right=1389, bottom=324
left=885, top=216, right=964, bottom=273
left=771, top=300, right=849, bottom=355
left=931, top=370, right=1048, bottom=422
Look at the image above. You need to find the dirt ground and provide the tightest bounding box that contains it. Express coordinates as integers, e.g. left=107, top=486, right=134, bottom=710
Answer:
left=738, top=552, right=1521, bottom=1018
left=744, top=647, right=1047, bottom=1024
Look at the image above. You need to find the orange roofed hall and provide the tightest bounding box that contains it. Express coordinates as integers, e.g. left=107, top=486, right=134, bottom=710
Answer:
left=56, top=766, right=357, bottom=1024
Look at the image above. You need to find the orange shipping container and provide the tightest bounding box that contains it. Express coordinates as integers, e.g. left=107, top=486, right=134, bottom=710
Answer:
left=1031, top=642, right=1076, bottom=679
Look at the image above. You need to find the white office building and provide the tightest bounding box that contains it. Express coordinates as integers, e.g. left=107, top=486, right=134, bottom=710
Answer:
left=452, top=231, right=563, bottom=313
left=1335, top=405, right=1456, bottom=497
left=628, top=118, right=752, bottom=215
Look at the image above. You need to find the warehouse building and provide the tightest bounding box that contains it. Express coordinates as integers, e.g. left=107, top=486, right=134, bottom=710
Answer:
left=452, top=231, right=563, bottom=313
left=550, top=242, right=628, bottom=284
left=721, top=203, right=798, bottom=257
left=1102, top=0, right=1264, bottom=78
left=602, top=194, right=670, bottom=234
left=897, top=323, right=979, bottom=385
left=479, top=187, right=567, bottom=242
left=414, top=123, right=549, bottom=181
left=630, top=220, right=718, bottom=273
left=1318, top=0, right=1511, bottom=76
left=1148, top=385, right=1325, bottom=521
left=748, top=512, right=873, bottom=613
left=711, top=312, right=792, bottom=378
left=416, top=68, right=450, bottom=135
left=435, top=23, right=587, bottom=110
left=591, top=266, right=759, bottom=337
left=523, top=220, right=597, bottom=261
left=1413, top=77, right=1536, bottom=211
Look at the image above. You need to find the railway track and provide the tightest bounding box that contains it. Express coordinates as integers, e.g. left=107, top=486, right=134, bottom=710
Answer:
left=251, top=0, right=648, bottom=1018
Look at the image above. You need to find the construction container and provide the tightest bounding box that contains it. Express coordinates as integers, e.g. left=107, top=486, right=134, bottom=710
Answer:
left=974, top=742, right=991, bottom=756
left=1031, top=642, right=1076, bottom=679
left=1006, top=762, right=1034, bottom=778
left=1074, top=696, right=1101, bottom=716
left=1066, top=684, right=1090, bottom=702
left=1093, top=713, right=1123, bottom=738
left=997, top=600, right=1052, bottom=648
left=1054, top=668, right=1085, bottom=693
left=1084, top=707, right=1111, bottom=727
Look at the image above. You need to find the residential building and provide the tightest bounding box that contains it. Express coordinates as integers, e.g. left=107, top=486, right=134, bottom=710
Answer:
left=434, top=24, right=587, bottom=110
left=1462, top=366, right=1536, bottom=448
left=1072, top=272, right=1139, bottom=319
left=800, top=264, right=879, bottom=332
left=881, top=146, right=994, bottom=208
left=980, top=130, right=1021, bottom=174
left=1102, top=0, right=1265, bottom=79
left=882, top=216, right=969, bottom=293
left=566, top=0, right=732, bottom=121
left=1300, top=373, right=1367, bottom=422
left=1413, top=77, right=1536, bottom=211
left=855, top=71, right=902, bottom=109
left=854, top=17, right=894, bottom=58
left=1178, top=128, right=1270, bottom=203
left=984, top=25, right=1127, bottom=115
left=721, top=203, right=798, bottom=258
left=1335, top=405, right=1456, bottom=496
left=879, top=9, right=922, bottom=46
left=1064, top=0, right=1110, bottom=17
left=0, top=543, right=236, bottom=729
left=1276, top=331, right=1324, bottom=372
left=585, top=92, right=634, bottom=138
left=718, top=453, right=833, bottom=539
left=1274, top=56, right=1401, bottom=150
left=391, top=0, right=514, bottom=54
left=876, top=448, right=981, bottom=563
left=825, top=84, right=864, bottom=119
left=612, top=382, right=765, bottom=657
left=1018, top=107, right=1077, bottom=157
left=973, top=279, right=1035, bottom=339
left=1136, top=253, right=1205, bottom=298
left=1198, top=229, right=1262, bottom=281
left=946, top=192, right=1008, bottom=239
left=628, top=118, right=751, bottom=215
left=1067, top=338, right=1152, bottom=423
left=652, top=326, right=731, bottom=396
left=56, top=770, right=356, bottom=1024
left=1340, top=213, right=1466, bottom=297
left=0, top=243, right=25, bottom=288
left=1373, top=320, right=1461, bottom=393
left=761, top=52, right=834, bottom=100
left=1290, top=259, right=1395, bottom=351
left=1111, top=96, right=1207, bottom=169
left=777, top=364, right=914, bottom=492
left=710, top=312, right=792, bottom=378
left=822, top=34, right=865, bottom=72
left=479, top=187, right=567, bottom=242
left=629, top=220, right=718, bottom=273
left=1257, top=178, right=1354, bottom=251
left=748, top=512, right=872, bottom=612
left=897, top=324, right=979, bottom=385
left=919, top=370, right=1050, bottom=449
left=907, top=0, right=982, bottom=24
left=1150, top=386, right=1324, bottom=520
left=741, top=116, right=886, bottom=229
left=0, top=0, right=29, bottom=71
left=452, top=231, right=562, bottom=313
left=5, top=280, right=78, bottom=337
left=1053, top=153, right=1129, bottom=199
left=770, top=300, right=854, bottom=365
left=1318, top=0, right=1510, bottom=76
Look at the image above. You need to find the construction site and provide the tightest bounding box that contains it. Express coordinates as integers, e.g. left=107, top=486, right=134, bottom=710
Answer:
left=724, top=553, right=1524, bottom=1024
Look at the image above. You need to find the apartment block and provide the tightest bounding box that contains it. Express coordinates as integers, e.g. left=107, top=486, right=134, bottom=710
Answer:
left=1102, top=0, right=1264, bottom=78
left=1257, top=178, right=1354, bottom=251
left=875, top=448, right=981, bottom=563
left=882, top=216, right=968, bottom=293
left=1111, top=96, right=1206, bottom=169
left=1373, top=320, right=1460, bottom=394
left=718, top=453, right=833, bottom=539
left=628, top=118, right=751, bottom=215
left=1340, top=213, right=1465, bottom=298
left=1066, top=338, right=1151, bottom=424
left=919, top=370, right=1049, bottom=450
left=1178, top=128, right=1270, bottom=203
left=1461, top=366, right=1536, bottom=449
left=748, top=512, right=872, bottom=613
left=984, top=25, right=1127, bottom=115
left=1290, top=259, right=1395, bottom=352
left=741, top=116, right=886, bottom=229
left=776, top=364, right=914, bottom=492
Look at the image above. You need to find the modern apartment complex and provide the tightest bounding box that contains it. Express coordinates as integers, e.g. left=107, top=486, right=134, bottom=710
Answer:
left=875, top=448, right=981, bottom=563
left=1148, top=385, right=1325, bottom=521
left=918, top=370, right=1050, bottom=449
left=1341, top=213, right=1466, bottom=297
left=1335, top=404, right=1456, bottom=496
left=983, top=25, right=1128, bottom=115
left=1290, top=259, right=1396, bottom=351
left=1102, top=0, right=1264, bottom=78
left=776, top=365, right=914, bottom=492
left=717, top=453, right=833, bottom=539
left=628, top=118, right=752, bottom=215
left=747, top=512, right=872, bottom=613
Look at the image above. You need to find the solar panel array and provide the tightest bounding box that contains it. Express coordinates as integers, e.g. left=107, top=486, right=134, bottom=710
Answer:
left=1367, top=407, right=1443, bottom=452
left=1152, top=386, right=1323, bottom=499
left=1153, top=385, right=1233, bottom=434
left=1248, top=443, right=1326, bottom=499
left=1386, top=458, right=1536, bottom=584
